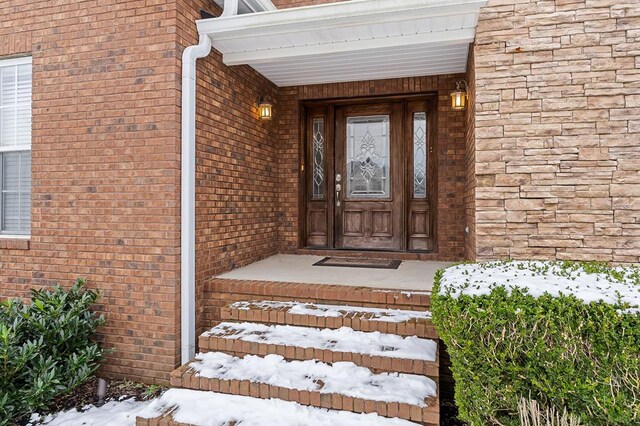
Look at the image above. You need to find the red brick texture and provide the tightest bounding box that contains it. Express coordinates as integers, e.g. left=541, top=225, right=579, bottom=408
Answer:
left=177, top=1, right=281, bottom=335
left=277, top=76, right=469, bottom=261
left=0, top=0, right=182, bottom=384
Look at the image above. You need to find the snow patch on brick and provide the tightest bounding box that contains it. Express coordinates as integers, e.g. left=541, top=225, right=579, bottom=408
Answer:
left=190, top=352, right=436, bottom=406
left=138, top=388, right=420, bottom=425
left=230, top=300, right=431, bottom=322
left=204, top=322, right=438, bottom=361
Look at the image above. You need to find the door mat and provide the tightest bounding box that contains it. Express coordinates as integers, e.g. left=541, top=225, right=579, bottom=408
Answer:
left=313, top=257, right=401, bottom=270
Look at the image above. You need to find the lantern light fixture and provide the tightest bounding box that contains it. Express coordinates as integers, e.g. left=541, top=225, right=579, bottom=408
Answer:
left=257, top=95, right=273, bottom=120
left=450, top=80, right=468, bottom=111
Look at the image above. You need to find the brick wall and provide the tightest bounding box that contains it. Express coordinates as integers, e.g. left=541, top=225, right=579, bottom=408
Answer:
left=473, top=0, right=640, bottom=263
left=0, top=1, right=182, bottom=383
left=177, top=1, right=281, bottom=335
left=277, top=76, right=468, bottom=261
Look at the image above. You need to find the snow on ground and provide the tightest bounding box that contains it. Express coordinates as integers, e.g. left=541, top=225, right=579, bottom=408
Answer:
left=439, top=260, right=640, bottom=310
left=205, top=322, right=438, bottom=361
left=230, top=300, right=431, bottom=322
left=138, top=388, right=420, bottom=426
left=191, top=352, right=436, bottom=405
left=28, top=398, right=151, bottom=426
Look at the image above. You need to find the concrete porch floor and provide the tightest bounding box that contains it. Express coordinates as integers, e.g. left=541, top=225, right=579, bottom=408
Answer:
left=216, top=254, right=451, bottom=291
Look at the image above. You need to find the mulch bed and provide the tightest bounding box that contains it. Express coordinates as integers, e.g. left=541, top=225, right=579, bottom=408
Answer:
left=15, top=376, right=165, bottom=425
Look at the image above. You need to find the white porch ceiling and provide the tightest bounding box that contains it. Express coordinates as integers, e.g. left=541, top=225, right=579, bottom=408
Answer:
left=200, top=0, right=487, bottom=87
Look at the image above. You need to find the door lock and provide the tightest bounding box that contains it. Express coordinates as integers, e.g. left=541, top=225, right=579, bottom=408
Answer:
left=335, top=174, right=342, bottom=207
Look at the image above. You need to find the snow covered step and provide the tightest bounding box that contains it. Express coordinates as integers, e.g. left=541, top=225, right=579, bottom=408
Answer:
left=171, top=352, right=438, bottom=424
left=223, top=300, right=437, bottom=338
left=137, top=388, right=423, bottom=426
left=199, top=322, right=439, bottom=377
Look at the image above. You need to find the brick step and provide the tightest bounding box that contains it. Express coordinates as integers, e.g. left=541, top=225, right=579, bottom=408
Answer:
left=199, top=322, right=439, bottom=378
left=169, top=352, right=439, bottom=425
left=223, top=300, right=437, bottom=339
left=137, top=388, right=424, bottom=426
left=204, top=279, right=432, bottom=330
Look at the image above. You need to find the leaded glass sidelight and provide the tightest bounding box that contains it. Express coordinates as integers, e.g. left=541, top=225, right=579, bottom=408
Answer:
left=346, top=115, right=390, bottom=199
left=311, top=118, right=325, bottom=200
left=413, top=112, right=427, bottom=199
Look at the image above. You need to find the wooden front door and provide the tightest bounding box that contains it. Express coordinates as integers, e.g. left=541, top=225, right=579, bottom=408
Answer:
left=304, top=96, right=435, bottom=252
left=335, top=103, right=403, bottom=250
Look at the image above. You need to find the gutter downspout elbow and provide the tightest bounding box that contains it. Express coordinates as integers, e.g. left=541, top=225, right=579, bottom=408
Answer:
left=181, top=34, right=212, bottom=365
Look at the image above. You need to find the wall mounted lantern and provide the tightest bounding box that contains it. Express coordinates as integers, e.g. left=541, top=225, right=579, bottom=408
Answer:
left=257, top=95, right=273, bottom=120
left=450, top=80, right=468, bottom=111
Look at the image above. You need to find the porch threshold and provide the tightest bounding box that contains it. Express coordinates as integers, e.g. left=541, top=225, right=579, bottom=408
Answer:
left=215, top=254, right=450, bottom=291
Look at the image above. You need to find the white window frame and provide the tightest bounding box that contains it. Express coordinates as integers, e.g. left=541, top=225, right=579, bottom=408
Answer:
left=0, top=55, right=32, bottom=237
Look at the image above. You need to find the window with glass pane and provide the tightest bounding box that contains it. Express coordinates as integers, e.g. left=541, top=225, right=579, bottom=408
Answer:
left=413, top=112, right=427, bottom=199
left=311, top=118, right=325, bottom=200
left=346, top=115, right=390, bottom=199
left=0, top=57, right=32, bottom=235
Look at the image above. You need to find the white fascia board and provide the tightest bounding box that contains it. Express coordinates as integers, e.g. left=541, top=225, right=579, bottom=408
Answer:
left=223, top=28, right=476, bottom=66
left=197, top=0, right=487, bottom=41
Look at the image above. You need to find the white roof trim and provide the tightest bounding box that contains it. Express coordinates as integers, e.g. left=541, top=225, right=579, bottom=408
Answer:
left=199, top=0, right=487, bottom=87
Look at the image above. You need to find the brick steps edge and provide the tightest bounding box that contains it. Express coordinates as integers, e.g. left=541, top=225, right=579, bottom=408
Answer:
left=221, top=304, right=438, bottom=339
left=205, top=278, right=432, bottom=310
left=169, top=364, right=439, bottom=425
left=198, top=334, right=439, bottom=379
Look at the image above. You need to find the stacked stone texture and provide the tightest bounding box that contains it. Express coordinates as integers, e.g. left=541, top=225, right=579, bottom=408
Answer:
left=472, top=0, right=640, bottom=263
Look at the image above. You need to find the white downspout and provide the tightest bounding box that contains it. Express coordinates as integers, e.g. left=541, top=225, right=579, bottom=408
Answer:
left=181, top=34, right=212, bottom=365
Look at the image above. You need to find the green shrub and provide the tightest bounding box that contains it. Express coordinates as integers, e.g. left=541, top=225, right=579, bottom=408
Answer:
left=432, top=260, right=640, bottom=426
left=0, top=279, right=105, bottom=424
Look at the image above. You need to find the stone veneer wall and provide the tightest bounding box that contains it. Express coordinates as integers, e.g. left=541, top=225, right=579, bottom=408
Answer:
left=473, top=0, right=640, bottom=263
left=465, top=46, right=478, bottom=261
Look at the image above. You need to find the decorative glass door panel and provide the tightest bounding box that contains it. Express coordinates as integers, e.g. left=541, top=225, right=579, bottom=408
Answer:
left=413, top=112, right=427, bottom=199
left=335, top=104, right=403, bottom=251
left=346, top=115, right=390, bottom=199
left=312, top=118, right=325, bottom=200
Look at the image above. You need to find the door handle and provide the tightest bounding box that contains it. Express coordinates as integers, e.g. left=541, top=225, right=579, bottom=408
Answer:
left=335, top=174, right=342, bottom=207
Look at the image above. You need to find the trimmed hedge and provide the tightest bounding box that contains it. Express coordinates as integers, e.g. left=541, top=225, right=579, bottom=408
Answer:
left=0, top=279, right=105, bottom=424
left=432, top=261, right=640, bottom=426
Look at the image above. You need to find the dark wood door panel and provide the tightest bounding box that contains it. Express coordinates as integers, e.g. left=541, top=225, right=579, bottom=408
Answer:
left=335, top=103, right=404, bottom=251
left=307, top=207, right=328, bottom=247
left=406, top=99, right=435, bottom=252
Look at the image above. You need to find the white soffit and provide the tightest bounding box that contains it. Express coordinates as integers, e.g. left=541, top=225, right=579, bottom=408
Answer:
left=198, top=0, right=487, bottom=87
